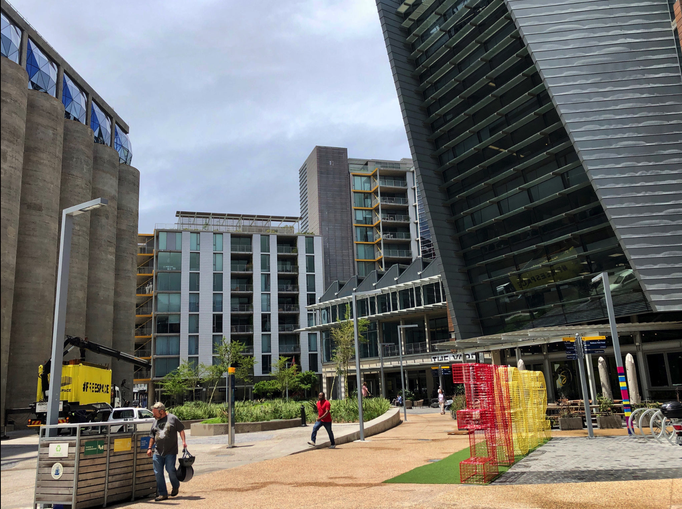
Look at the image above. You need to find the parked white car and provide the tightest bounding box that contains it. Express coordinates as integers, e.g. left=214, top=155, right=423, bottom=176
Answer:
left=108, top=407, right=154, bottom=432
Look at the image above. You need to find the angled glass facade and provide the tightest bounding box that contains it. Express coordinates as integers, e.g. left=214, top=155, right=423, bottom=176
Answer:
left=91, top=101, right=111, bottom=146
left=1, top=11, right=21, bottom=63
left=26, top=38, right=57, bottom=96
left=115, top=124, right=133, bottom=164
left=62, top=73, right=87, bottom=124
left=373, top=0, right=682, bottom=337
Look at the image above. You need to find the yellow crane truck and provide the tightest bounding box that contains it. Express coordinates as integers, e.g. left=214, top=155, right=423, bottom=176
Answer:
left=28, top=336, right=151, bottom=427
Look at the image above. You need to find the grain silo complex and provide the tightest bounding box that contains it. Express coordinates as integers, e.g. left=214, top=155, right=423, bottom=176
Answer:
left=1, top=1, right=140, bottom=432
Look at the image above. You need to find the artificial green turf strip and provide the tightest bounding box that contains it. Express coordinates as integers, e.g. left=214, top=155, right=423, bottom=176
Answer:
left=383, top=439, right=549, bottom=485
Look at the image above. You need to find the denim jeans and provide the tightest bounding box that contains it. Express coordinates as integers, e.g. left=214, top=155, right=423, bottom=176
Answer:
left=153, top=453, right=179, bottom=496
left=310, top=420, right=335, bottom=445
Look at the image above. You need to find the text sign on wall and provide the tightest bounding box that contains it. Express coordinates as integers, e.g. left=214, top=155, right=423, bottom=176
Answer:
left=49, top=443, right=69, bottom=458
left=431, top=353, right=477, bottom=363
left=84, top=440, right=105, bottom=455
left=140, top=436, right=151, bottom=451
left=113, top=438, right=131, bottom=452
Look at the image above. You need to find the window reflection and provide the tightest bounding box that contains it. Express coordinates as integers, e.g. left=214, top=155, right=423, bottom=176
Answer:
left=26, top=38, right=57, bottom=96
left=1, top=12, right=21, bottom=63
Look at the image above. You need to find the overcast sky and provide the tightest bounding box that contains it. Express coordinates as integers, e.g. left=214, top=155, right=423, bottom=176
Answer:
left=13, top=0, right=410, bottom=233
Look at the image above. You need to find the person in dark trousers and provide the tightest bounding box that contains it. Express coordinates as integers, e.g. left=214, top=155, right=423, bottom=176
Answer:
left=147, top=402, right=188, bottom=501
left=308, top=392, right=335, bottom=449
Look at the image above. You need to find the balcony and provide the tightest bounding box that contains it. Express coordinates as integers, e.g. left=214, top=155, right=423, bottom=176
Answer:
left=231, top=325, right=253, bottom=333
left=231, top=304, right=253, bottom=312
left=381, top=214, right=410, bottom=223
left=384, top=249, right=412, bottom=258
left=231, top=284, right=253, bottom=292
left=134, top=345, right=151, bottom=358
left=277, top=265, right=298, bottom=274
left=230, top=245, right=252, bottom=253
left=380, top=197, right=408, bottom=205
left=231, top=264, right=253, bottom=273
left=382, top=232, right=411, bottom=240
left=279, top=344, right=301, bottom=354
left=135, top=325, right=152, bottom=337
left=277, top=285, right=299, bottom=292
left=278, top=324, right=299, bottom=332
left=136, top=282, right=154, bottom=295
left=277, top=246, right=298, bottom=254
left=136, top=302, right=153, bottom=316
left=134, top=368, right=151, bottom=380
left=278, top=304, right=299, bottom=313
left=137, top=264, right=154, bottom=275
left=382, top=344, right=399, bottom=357
left=138, top=244, right=154, bottom=254
left=379, top=178, right=407, bottom=188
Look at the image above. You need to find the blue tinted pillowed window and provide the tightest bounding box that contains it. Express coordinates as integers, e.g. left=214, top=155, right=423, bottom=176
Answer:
left=114, top=124, right=133, bottom=164
left=1, top=12, right=21, bottom=63
left=62, top=73, right=86, bottom=124
left=91, top=101, right=111, bottom=146
left=26, top=38, right=57, bottom=96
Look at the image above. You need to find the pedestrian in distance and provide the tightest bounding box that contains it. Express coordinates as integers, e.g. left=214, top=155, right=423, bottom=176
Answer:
left=362, top=382, right=371, bottom=399
left=438, top=388, right=445, bottom=415
left=308, top=392, right=336, bottom=449
left=147, top=402, right=188, bottom=501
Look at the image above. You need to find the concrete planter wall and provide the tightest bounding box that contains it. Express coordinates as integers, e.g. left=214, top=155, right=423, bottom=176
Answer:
left=558, top=417, right=583, bottom=430
left=597, top=415, right=622, bottom=429
left=191, top=418, right=301, bottom=437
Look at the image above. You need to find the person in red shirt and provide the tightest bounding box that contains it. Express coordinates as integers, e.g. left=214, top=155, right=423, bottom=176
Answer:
left=308, top=392, right=336, bottom=449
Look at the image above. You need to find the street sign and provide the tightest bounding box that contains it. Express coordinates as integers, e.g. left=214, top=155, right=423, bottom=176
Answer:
left=582, top=336, right=606, bottom=341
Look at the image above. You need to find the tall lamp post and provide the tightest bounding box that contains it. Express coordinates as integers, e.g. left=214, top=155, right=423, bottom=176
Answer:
left=351, top=289, right=381, bottom=441
left=397, top=324, right=418, bottom=423
left=592, top=271, right=632, bottom=432
left=46, top=198, right=108, bottom=430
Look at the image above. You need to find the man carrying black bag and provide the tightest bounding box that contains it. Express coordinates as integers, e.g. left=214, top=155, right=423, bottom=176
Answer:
left=147, top=402, right=187, bottom=501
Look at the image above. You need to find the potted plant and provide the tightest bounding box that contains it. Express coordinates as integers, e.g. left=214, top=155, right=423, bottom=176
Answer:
left=557, top=396, right=582, bottom=430
left=596, top=395, right=622, bottom=429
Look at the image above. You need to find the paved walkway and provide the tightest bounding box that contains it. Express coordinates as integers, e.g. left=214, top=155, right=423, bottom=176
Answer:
left=494, top=436, right=682, bottom=484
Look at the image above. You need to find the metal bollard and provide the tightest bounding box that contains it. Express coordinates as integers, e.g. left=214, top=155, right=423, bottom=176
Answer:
left=300, top=405, right=307, bottom=427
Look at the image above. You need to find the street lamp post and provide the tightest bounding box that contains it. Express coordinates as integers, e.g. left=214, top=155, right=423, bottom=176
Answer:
left=351, top=289, right=381, bottom=441
left=46, top=198, right=108, bottom=431
left=592, top=271, right=632, bottom=431
left=397, top=324, right=418, bottom=423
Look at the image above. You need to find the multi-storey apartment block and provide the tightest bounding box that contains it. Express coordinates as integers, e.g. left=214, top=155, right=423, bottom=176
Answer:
left=144, top=212, right=324, bottom=402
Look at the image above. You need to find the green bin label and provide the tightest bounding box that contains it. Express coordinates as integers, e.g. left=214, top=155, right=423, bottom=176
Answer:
left=84, top=440, right=105, bottom=455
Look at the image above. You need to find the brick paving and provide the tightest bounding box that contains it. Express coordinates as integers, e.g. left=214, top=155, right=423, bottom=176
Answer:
left=494, top=436, right=682, bottom=485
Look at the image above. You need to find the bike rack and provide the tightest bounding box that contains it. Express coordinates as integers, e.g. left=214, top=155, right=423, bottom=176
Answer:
left=628, top=407, right=676, bottom=445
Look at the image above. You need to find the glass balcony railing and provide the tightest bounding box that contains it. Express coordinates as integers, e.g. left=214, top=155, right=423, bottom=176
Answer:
left=231, top=284, right=253, bottom=292
left=279, top=344, right=301, bottom=353
left=278, top=324, right=299, bottom=332
left=404, top=341, right=428, bottom=355
left=381, top=214, right=410, bottom=222
left=380, top=197, right=408, bottom=205
left=231, top=325, right=253, bottom=333
left=278, top=304, right=299, bottom=312
left=135, top=325, right=152, bottom=337
left=277, top=246, right=298, bottom=254
left=278, top=285, right=299, bottom=292
left=231, top=264, right=253, bottom=272
left=379, top=178, right=407, bottom=188
left=137, top=265, right=154, bottom=274
left=382, top=232, right=411, bottom=240
left=277, top=265, right=298, bottom=274
left=230, top=245, right=252, bottom=253
left=136, top=303, right=153, bottom=315
left=231, top=304, right=253, bottom=312
left=384, top=249, right=412, bottom=258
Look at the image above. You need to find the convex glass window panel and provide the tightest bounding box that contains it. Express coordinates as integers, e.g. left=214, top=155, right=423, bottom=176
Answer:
left=114, top=125, right=133, bottom=165
left=26, top=38, right=56, bottom=96
left=62, top=73, right=86, bottom=124
left=1, top=13, right=21, bottom=63
left=90, top=101, right=111, bottom=146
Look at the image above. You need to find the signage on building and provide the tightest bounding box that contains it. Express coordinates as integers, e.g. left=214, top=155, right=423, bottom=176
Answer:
left=84, top=440, right=105, bottom=455
left=51, top=462, right=64, bottom=479
left=113, top=438, right=131, bottom=452
left=48, top=443, right=68, bottom=458
left=431, top=353, right=476, bottom=363
left=140, top=436, right=151, bottom=451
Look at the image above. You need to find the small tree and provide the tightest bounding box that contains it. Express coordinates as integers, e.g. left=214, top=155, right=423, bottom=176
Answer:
left=158, top=360, right=199, bottom=404
left=205, top=337, right=249, bottom=404
left=295, top=371, right=319, bottom=399
left=273, top=356, right=299, bottom=401
left=331, top=304, right=369, bottom=399
left=235, top=354, right=257, bottom=401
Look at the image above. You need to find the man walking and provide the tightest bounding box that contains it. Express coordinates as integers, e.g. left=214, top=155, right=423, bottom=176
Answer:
left=147, top=402, right=187, bottom=501
left=308, top=392, right=335, bottom=449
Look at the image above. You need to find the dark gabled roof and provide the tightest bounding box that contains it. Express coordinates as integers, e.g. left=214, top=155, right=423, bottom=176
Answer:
left=355, top=270, right=383, bottom=293
left=396, top=258, right=429, bottom=284
left=375, top=264, right=402, bottom=289
left=319, top=281, right=342, bottom=303
left=337, top=276, right=361, bottom=298
left=419, top=258, right=441, bottom=279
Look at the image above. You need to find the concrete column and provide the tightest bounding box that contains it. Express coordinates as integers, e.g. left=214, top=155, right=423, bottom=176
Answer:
left=542, top=345, right=555, bottom=402
left=55, top=66, right=64, bottom=102
left=59, top=120, right=94, bottom=341
left=112, top=164, right=140, bottom=403
left=19, top=30, right=28, bottom=68
left=110, top=119, right=116, bottom=148
left=85, top=144, right=119, bottom=367
left=1, top=58, right=28, bottom=432
left=423, top=312, right=430, bottom=352
left=85, top=93, right=92, bottom=129
left=634, top=332, right=650, bottom=400
left=8, top=90, right=64, bottom=413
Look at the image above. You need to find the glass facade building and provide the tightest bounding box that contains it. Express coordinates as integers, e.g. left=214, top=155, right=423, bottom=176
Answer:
left=376, top=0, right=682, bottom=339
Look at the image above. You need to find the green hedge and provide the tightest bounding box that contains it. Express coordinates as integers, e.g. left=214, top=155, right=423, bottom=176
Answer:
left=169, top=397, right=391, bottom=424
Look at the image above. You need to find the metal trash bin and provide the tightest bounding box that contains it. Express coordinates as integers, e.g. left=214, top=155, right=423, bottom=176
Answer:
left=34, top=421, right=156, bottom=508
